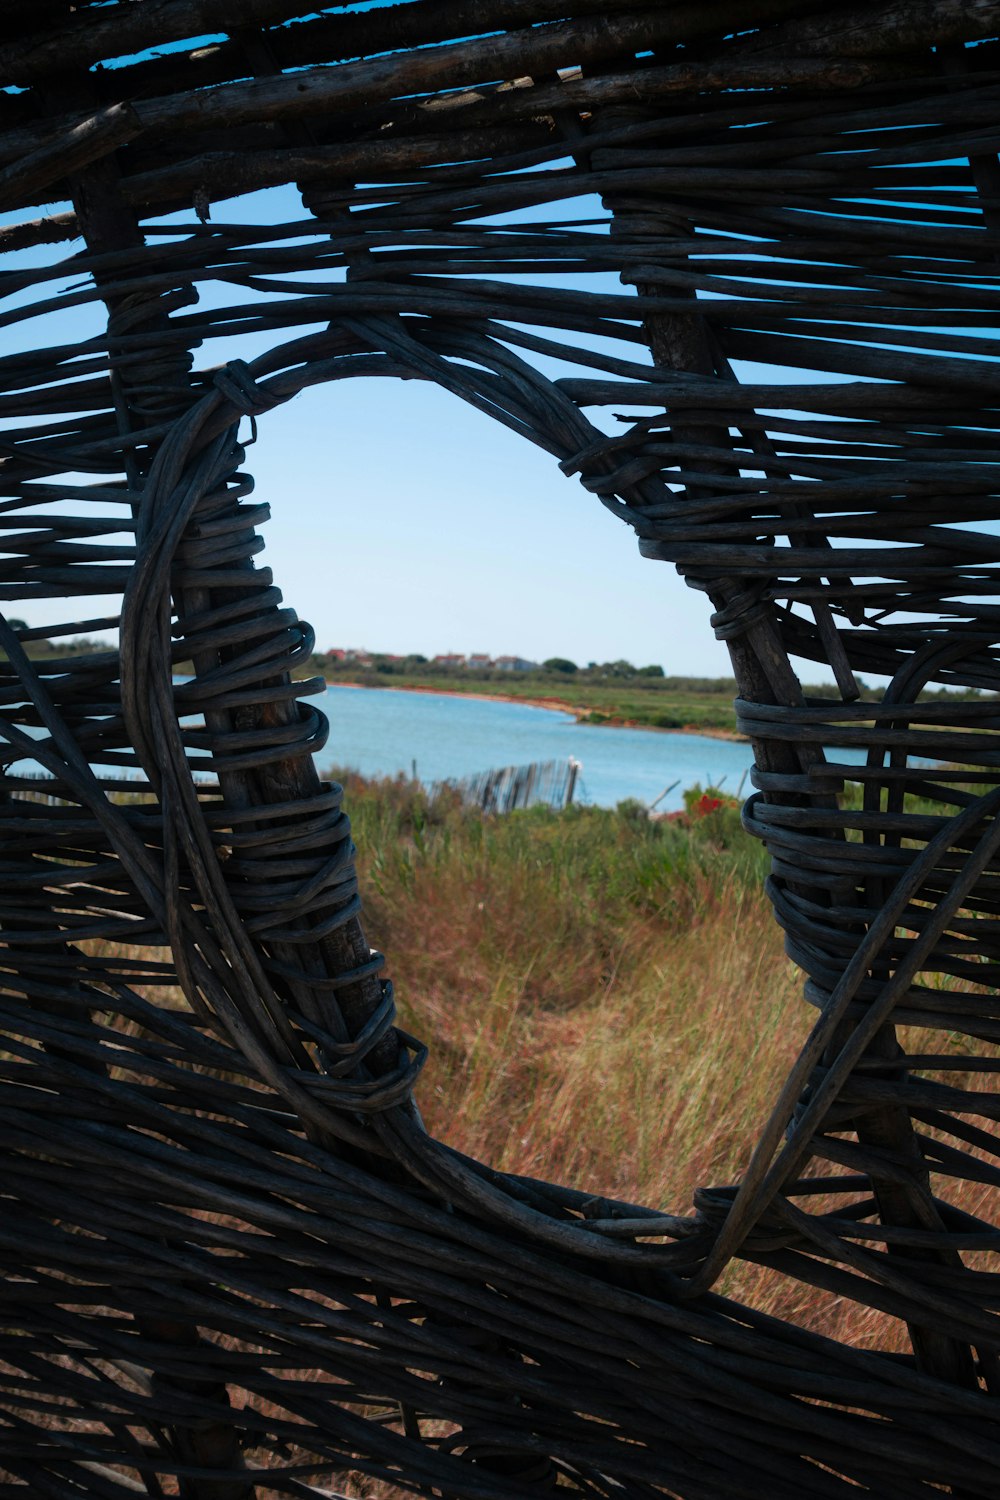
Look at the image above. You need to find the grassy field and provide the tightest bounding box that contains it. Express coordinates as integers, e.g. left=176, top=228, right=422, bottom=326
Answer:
left=73, top=768, right=974, bottom=1353
left=52, top=772, right=999, bottom=1493
left=52, top=769, right=999, bottom=1349
left=337, top=771, right=992, bottom=1352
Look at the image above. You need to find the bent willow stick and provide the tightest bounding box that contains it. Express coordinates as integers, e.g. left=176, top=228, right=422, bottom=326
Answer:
left=3, top=1, right=1000, bottom=1495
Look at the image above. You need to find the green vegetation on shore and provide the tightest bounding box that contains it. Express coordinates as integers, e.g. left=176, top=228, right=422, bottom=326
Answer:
left=305, top=652, right=994, bottom=737
left=307, top=654, right=749, bottom=732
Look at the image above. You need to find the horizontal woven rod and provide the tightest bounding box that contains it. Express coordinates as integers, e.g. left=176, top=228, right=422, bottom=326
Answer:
left=6, top=7, right=1000, bottom=1494
left=1, top=7, right=995, bottom=189
left=0, top=210, right=78, bottom=249
left=744, top=0, right=1000, bottom=59
left=120, top=106, right=1000, bottom=212
left=0, top=0, right=697, bottom=86
left=0, top=102, right=140, bottom=214
left=557, top=375, right=976, bottom=408
left=0, top=10, right=706, bottom=150
left=109, top=147, right=932, bottom=222
left=718, top=327, right=1000, bottom=390
left=50, top=0, right=822, bottom=108
left=2, top=8, right=990, bottom=207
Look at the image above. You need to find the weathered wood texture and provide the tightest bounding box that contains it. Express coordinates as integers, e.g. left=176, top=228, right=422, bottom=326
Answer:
left=3, top=2, right=1000, bottom=1496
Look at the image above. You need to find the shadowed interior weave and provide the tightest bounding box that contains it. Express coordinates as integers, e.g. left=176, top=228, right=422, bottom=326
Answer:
left=3, top=1, right=1000, bottom=1495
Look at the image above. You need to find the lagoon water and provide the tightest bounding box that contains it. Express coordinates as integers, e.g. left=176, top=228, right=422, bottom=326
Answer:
left=319, top=685, right=757, bottom=811
left=9, top=681, right=876, bottom=811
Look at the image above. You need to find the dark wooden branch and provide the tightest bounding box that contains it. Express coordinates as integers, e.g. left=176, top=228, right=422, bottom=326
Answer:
left=0, top=102, right=140, bottom=213
left=0, top=0, right=819, bottom=87
left=5, top=5, right=1000, bottom=1496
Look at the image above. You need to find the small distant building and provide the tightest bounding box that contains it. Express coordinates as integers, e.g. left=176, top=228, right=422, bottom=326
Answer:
left=324, top=648, right=347, bottom=661
left=433, top=652, right=466, bottom=668
left=467, top=653, right=493, bottom=670
left=495, top=655, right=537, bottom=672
left=344, top=648, right=372, bottom=666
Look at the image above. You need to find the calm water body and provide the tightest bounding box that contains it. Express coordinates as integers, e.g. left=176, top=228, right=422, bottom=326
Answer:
left=319, top=685, right=759, bottom=811
left=9, top=682, right=874, bottom=811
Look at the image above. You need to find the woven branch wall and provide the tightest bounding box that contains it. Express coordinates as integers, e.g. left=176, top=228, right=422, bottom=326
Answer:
left=3, top=1, right=1000, bottom=1495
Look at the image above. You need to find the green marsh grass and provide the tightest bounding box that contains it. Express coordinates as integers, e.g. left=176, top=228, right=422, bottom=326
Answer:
left=338, top=772, right=999, bottom=1352
left=65, top=770, right=999, bottom=1349
left=51, top=772, right=1000, bottom=1493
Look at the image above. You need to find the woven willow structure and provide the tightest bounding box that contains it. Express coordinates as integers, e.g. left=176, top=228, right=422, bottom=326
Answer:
left=4, top=1, right=1000, bottom=1494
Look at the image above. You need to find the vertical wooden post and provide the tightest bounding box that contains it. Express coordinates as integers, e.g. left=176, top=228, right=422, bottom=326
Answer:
left=598, top=110, right=979, bottom=1395
left=64, top=135, right=256, bottom=1498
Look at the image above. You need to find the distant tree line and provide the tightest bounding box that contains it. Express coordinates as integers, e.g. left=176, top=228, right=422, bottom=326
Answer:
left=308, top=652, right=679, bottom=684
left=305, top=649, right=997, bottom=702
left=542, top=657, right=667, bottom=679
left=0, top=621, right=111, bottom=662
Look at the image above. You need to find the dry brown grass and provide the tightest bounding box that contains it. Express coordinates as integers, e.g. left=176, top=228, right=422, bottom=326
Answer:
left=68, top=777, right=1000, bottom=1357
left=20, top=779, right=1000, bottom=1494
left=345, top=778, right=998, bottom=1353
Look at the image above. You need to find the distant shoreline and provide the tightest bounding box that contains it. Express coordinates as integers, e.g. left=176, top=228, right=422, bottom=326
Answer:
left=323, top=678, right=747, bottom=742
